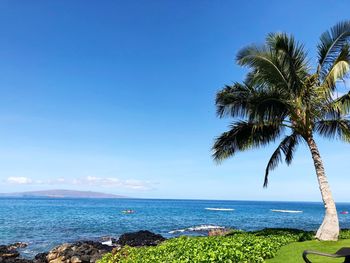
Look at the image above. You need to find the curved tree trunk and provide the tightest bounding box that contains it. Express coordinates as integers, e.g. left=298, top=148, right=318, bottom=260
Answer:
left=307, top=136, right=339, bottom=241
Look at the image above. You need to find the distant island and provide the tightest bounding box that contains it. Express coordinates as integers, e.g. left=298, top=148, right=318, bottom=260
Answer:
left=0, top=189, right=126, bottom=198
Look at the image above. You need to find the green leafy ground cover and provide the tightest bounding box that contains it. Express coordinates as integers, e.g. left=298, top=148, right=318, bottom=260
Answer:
left=98, top=229, right=350, bottom=263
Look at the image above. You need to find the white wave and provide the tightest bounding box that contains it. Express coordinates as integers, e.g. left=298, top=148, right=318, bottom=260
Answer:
left=205, top=208, right=234, bottom=211
left=271, top=209, right=303, bottom=213
left=101, top=239, right=113, bottom=246
left=169, top=225, right=225, bottom=234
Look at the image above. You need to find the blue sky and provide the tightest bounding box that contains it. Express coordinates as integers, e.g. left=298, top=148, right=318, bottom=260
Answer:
left=0, top=0, right=349, bottom=201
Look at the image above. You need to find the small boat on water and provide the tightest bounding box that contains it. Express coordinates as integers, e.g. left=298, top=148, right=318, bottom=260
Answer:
left=340, top=211, right=349, bottom=214
left=271, top=209, right=303, bottom=213
left=122, top=209, right=135, bottom=214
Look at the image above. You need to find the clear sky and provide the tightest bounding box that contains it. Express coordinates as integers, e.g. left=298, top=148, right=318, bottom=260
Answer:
left=0, top=0, right=349, bottom=201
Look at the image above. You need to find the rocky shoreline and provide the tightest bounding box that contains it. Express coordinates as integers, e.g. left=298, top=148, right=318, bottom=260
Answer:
left=0, top=231, right=166, bottom=263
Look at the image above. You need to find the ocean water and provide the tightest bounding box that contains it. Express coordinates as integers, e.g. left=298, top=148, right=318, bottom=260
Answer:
left=0, top=198, right=350, bottom=258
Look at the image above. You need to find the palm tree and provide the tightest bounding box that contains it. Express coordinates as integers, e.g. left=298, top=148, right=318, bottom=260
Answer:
left=213, top=21, right=350, bottom=241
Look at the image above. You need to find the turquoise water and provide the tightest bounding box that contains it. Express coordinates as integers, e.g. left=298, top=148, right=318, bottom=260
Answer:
left=1, top=198, right=349, bottom=257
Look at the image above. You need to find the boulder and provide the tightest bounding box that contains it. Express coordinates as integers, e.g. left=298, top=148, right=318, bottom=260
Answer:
left=1, top=231, right=165, bottom=263
left=117, top=230, right=166, bottom=247
left=0, top=244, right=26, bottom=263
left=0, top=242, right=40, bottom=263
left=45, top=241, right=113, bottom=263
left=208, top=228, right=232, bottom=236
left=6, top=244, right=28, bottom=251
left=0, top=245, right=20, bottom=259
left=33, top=253, right=48, bottom=263
left=0, top=258, right=32, bottom=263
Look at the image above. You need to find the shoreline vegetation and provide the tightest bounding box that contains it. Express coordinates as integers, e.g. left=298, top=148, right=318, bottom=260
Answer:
left=99, top=228, right=350, bottom=263
left=2, top=228, right=350, bottom=263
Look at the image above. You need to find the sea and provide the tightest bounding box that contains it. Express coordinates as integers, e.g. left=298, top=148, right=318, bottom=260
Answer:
left=0, top=197, right=349, bottom=258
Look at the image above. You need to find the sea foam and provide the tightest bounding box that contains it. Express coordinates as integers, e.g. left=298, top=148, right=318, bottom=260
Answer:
left=271, top=209, right=303, bottom=213
left=169, top=225, right=225, bottom=234
left=205, top=208, right=234, bottom=211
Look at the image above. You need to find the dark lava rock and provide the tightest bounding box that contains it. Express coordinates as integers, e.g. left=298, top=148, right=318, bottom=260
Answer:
left=0, top=245, right=21, bottom=263
left=33, top=253, right=48, bottom=263
left=0, top=245, right=20, bottom=259
left=1, top=240, right=116, bottom=263
left=0, top=258, right=33, bottom=263
left=117, top=230, right=166, bottom=247
left=6, top=244, right=28, bottom=251
left=0, top=243, right=32, bottom=263
left=46, top=241, right=113, bottom=263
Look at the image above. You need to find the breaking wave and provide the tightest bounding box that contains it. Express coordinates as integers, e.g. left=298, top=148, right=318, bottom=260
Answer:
left=169, top=225, right=225, bottom=234
left=271, top=209, right=303, bottom=213
left=205, top=208, right=234, bottom=211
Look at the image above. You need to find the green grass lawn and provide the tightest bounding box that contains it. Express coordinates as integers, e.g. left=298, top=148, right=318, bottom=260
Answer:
left=267, top=239, right=350, bottom=263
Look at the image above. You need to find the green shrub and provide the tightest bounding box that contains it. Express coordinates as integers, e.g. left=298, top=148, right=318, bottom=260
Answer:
left=340, top=229, right=350, bottom=239
left=98, top=231, right=300, bottom=263
left=224, top=229, right=245, bottom=236
left=99, top=228, right=350, bottom=263
left=252, top=228, right=315, bottom=242
left=297, top=232, right=314, bottom=242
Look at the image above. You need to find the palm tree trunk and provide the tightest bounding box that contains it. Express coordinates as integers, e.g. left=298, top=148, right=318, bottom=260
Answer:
left=307, top=136, right=339, bottom=241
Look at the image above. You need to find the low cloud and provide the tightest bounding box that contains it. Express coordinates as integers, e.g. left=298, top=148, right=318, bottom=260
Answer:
left=72, top=176, right=152, bottom=190
left=6, top=177, right=33, bottom=185
left=4, top=176, right=153, bottom=191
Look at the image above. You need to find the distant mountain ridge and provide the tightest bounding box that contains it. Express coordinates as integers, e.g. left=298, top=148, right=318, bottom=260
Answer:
left=0, top=189, right=126, bottom=198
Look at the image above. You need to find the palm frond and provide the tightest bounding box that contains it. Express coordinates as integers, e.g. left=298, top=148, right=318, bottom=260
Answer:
left=317, top=105, right=341, bottom=122
left=320, top=44, right=350, bottom=93
left=263, top=144, right=283, bottom=188
left=317, top=21, right=350, bottom=78
left=315, top=119, right=350, bottom=142
left=215, top=82, right=290, bottom=122
left=236, top=45, right=289, bottom=90
left=267, top=32, right=309, bottom=94
left=213, top=121, right=283, bottom=163
left=248, top=90, right=290, bottom=122
left=329, top=91, right=350, bottom=116
left=215, top=83, right=254, bottom=118
left=263, top=133, right=299, bottom=187
left=318, top=91, right=350, bottom=122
